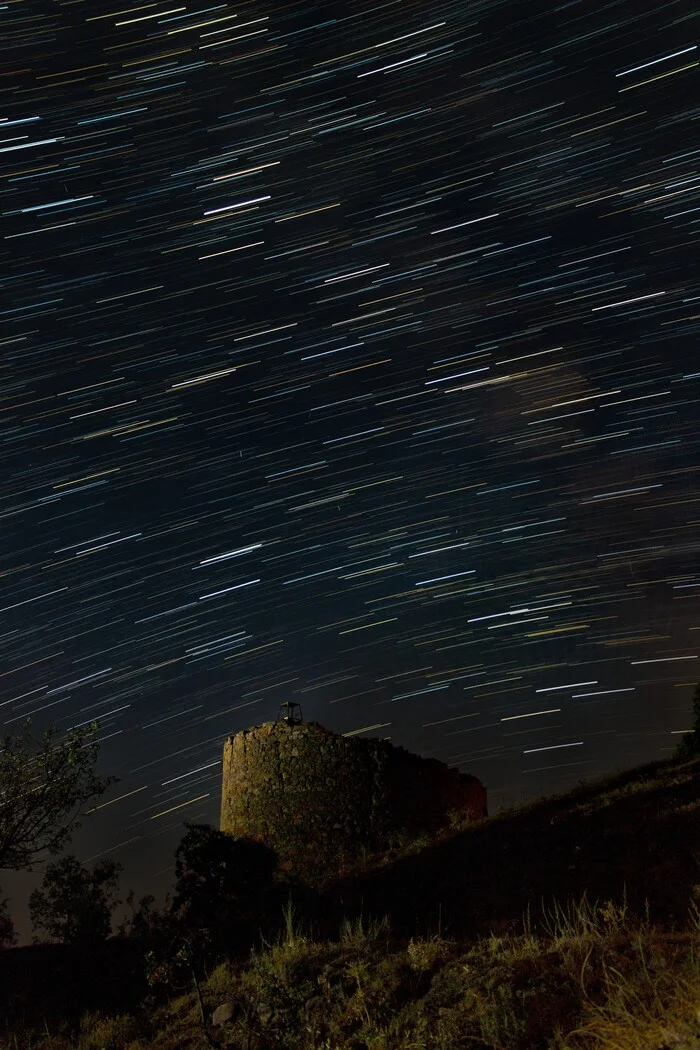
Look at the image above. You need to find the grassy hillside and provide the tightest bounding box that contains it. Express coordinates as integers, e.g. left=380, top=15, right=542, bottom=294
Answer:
left=4, top=750, right=700, bottom=1050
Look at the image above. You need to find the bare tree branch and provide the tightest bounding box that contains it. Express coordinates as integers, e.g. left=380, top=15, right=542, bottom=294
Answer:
left=0, top=719, right=117, bottom=872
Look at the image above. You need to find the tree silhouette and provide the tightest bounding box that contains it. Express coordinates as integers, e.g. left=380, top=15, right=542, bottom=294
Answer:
left=0, top=892, right=16, bottom=949
left=172, top=823, right=278, bottom=931
left=116, top=889, right=161, bottom=939
left=29, top=854, right=122, bottom=946
left=0, top=719, right=116, bottom=872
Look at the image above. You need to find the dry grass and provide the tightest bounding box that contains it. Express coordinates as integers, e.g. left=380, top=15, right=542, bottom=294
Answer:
left=10, top=891, right=700, bottom=1050
left=6, top=751, right=700, bottom=1049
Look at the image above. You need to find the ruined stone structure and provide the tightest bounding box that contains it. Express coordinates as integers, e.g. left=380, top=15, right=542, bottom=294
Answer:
left=220, top=719, right=487, bottom=881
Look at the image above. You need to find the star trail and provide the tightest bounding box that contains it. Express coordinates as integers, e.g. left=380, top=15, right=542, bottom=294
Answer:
left=1, top=0, right=699, bottom=906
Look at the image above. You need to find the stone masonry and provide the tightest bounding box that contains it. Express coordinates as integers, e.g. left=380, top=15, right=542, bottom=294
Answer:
left=220, top=720, right=487, bottom=881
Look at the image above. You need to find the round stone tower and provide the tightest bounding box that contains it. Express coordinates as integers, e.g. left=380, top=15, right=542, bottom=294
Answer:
left=220, top=719, right=487, bottom=881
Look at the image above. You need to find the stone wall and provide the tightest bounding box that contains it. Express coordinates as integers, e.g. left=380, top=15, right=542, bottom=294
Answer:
left=220, top=720, right=487, bottom=880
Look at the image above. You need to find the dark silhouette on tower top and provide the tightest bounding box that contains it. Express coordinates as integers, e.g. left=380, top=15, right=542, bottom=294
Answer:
left=277, top=701, right=303, bottom=725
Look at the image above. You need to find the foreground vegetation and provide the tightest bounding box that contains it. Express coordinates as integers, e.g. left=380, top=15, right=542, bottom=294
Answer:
left=3, top=746, right=700, bottom=1050
left=5, top=892, right=700, bottom=1050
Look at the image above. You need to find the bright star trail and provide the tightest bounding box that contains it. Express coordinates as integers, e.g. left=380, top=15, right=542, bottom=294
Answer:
left=1, top=0, right=698, bottom=918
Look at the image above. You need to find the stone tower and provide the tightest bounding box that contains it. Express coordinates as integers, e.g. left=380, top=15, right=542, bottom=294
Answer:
left=220, top=719, right=487, bottom=881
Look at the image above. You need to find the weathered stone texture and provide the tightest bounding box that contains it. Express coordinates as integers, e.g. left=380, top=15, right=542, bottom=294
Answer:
left=220, top=720, right=487, bottom=880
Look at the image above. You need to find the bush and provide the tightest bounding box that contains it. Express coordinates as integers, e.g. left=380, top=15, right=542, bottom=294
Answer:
left=172, top=823, right=279, bottom=933
left=78, top=1012, right=141, bottom=1050
left=406, top=935, right=454, bottom=973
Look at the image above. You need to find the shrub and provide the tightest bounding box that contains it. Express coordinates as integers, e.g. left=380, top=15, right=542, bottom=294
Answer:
left=78, top=1011, right=140, bottom=1050
left=406, top=935, right=454, bottom=973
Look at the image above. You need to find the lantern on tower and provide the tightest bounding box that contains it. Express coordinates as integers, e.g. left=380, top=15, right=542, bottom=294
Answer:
left=277, top=701, right=303, bottom=725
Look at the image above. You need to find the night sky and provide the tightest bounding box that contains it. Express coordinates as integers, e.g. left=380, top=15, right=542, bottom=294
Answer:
left=2, top=0, right=699, bottom=926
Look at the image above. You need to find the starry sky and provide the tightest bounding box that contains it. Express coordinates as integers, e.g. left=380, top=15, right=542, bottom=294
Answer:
left=2, top=0, right=699, bottom=920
